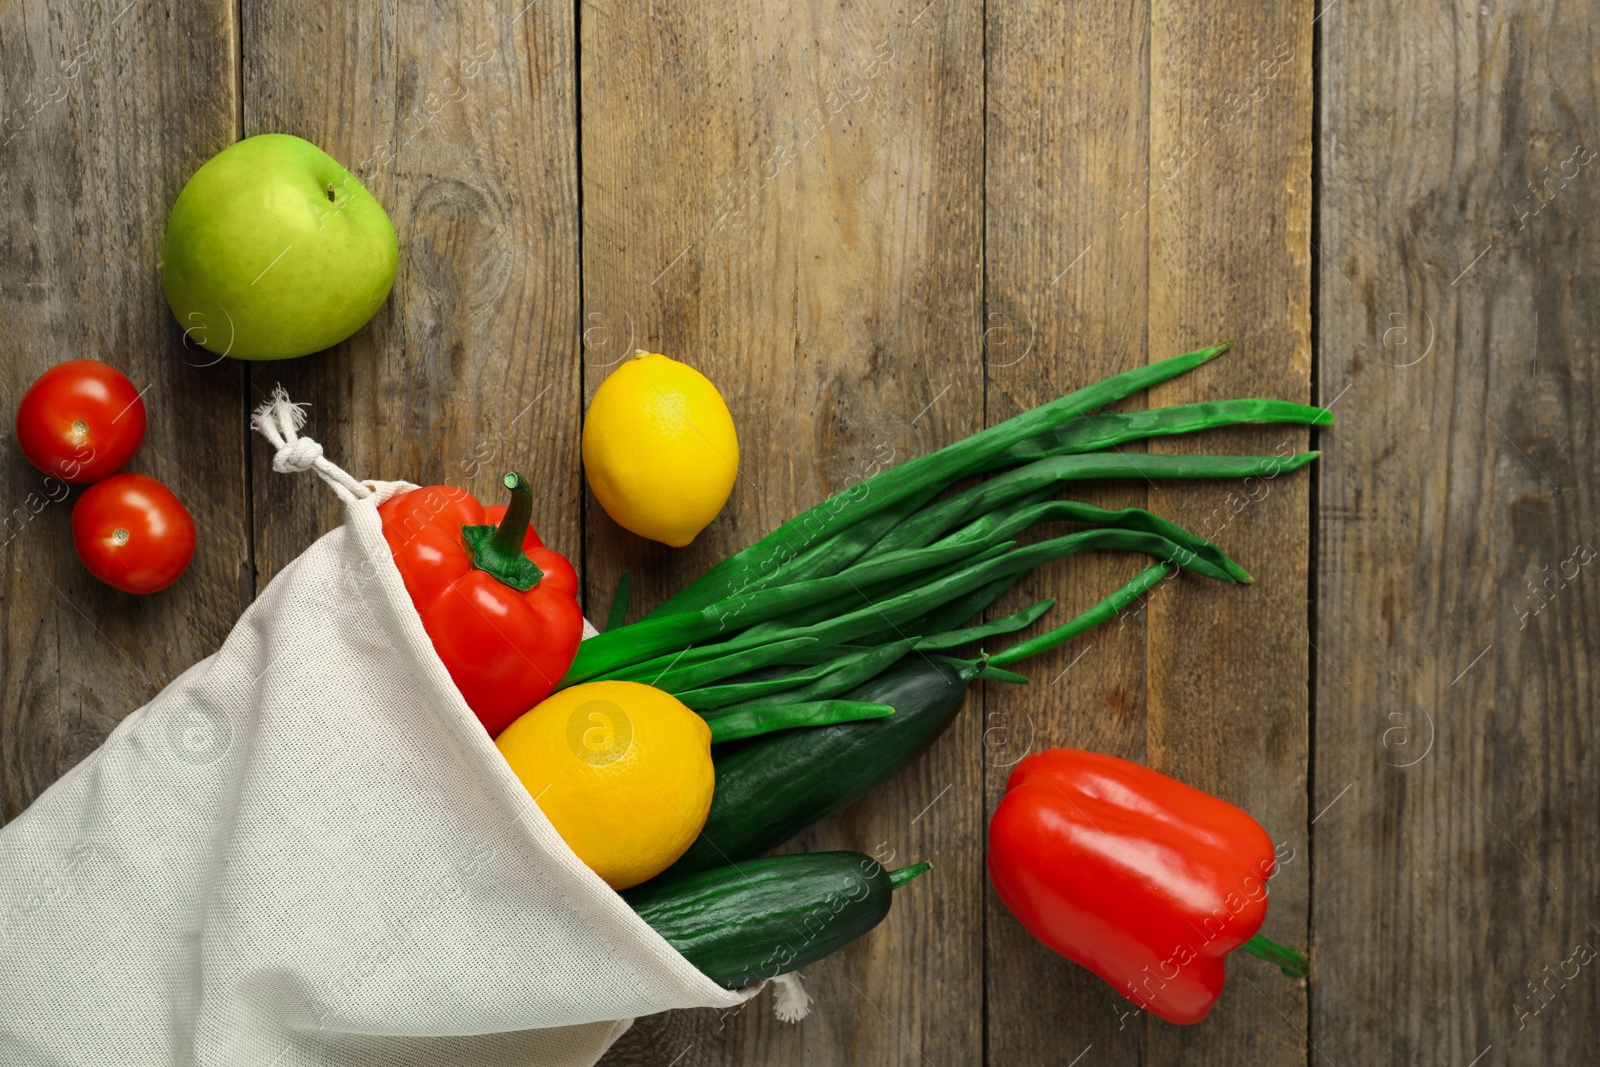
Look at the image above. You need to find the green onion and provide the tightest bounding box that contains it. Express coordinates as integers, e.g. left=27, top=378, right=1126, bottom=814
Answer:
left=914, top=598, right=1055, bottom=651
left=997, top=398, right=1332, bottom=466
left=702, top=700, right=895, bottom=743
left=571, top=527, right=1212, bottom=685
left=730, top=493, right=939, bottom=595
left=933, top=498, right=1246, bottom=583
left=752, top=401, right=1313, bottom=598
left=562, top=540, right=975, bottom=685
left=615, top=540, right=1021, bottom=682
left=643, top=342, right=1233, bottom=619
left=987, top=562, right=1174, bottom=666
left=675, top=658, right=843, bottom=711
left=621, top=637, right=820, bottom=693
left=731, top=399, right=1306, bottom=597
left=863, top=451, right=1315, bottom=563
left=744, top=643, right=882, bottom=667
left=892, top=575, right=1024, bottom=639
left=964, top=659, right=1031, bottom=683
left=604, top=571, right=631, bottom=632
left=715, top=639, right=919, bottom=712
left=562, top=452, right=1312, bottom=686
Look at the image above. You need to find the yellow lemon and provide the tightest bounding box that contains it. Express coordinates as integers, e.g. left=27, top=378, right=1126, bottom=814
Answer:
left=496, top=680, right=714, bottom=889
left=582, top=351, right=739, bottom=547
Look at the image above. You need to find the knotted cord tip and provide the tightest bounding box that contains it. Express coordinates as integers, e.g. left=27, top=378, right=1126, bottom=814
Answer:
left=769, top=972, right=812, bottom=1023
left=250, top=383, right=309, bottom=442
left=271, top=436, right=325, bottom=474
left=248, top=385, right=370, bottom=501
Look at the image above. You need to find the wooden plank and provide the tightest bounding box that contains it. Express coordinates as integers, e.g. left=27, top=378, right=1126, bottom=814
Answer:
left=0, top=0, right=244, bottom=823
left=242, top=0, right=582, bottom=591
left=981, top=0, right=1156, bottom=1062
left=983, top=0, right=1314, bottom=1062
left=584, top=0, right=985, bottom=1063
left=1316, top=2, right=1600, bottom=1063
left=1143, top=2, right=1313, bottom=1064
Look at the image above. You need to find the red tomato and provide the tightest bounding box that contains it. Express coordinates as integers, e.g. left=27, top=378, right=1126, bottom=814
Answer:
left=71, top=474, right=196, bottom=594
left=15, top=360, right=147, bottom=483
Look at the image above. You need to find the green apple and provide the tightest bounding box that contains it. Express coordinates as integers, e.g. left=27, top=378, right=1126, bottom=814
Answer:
left=162, top=133, right=398, bottom=361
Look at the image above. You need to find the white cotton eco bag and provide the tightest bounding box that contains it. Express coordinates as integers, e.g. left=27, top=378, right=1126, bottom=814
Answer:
left=0, top=388, right=800, bottom=1067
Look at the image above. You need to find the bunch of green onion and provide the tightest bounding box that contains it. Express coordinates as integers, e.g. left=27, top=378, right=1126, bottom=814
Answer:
left=559, top=342, right=1328, bottom=742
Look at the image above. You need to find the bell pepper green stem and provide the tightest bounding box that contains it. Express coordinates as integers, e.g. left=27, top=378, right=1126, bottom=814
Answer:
left=461, top=472, right=545, bottom=592
left=1239, top=932, right=1308, bottom=978
left=888, top=861, right=932, bottom=889
left=490, top=472, right=534, bottom=554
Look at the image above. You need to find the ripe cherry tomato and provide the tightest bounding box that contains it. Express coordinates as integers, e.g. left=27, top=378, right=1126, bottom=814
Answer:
left=71, top=474, right=195, bottom=594
left=15, top=359, right=146, bottom=483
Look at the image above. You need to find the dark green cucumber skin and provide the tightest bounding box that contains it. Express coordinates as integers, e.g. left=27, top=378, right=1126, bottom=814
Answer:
left=659, top=658, right=968, bottom=880
left=626, top=852, right=898, bottom=989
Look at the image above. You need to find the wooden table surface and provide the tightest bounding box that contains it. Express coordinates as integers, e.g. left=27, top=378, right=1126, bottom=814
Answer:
left=3, top=0, right=1596, bottom=1063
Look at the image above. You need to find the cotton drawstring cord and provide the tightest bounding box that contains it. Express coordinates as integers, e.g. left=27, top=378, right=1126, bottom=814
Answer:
left=250, top=385, right=371, bottom=502
left=767, top=972, right=811, bottom=1023
left=251, top=384, right=801, bottom=1021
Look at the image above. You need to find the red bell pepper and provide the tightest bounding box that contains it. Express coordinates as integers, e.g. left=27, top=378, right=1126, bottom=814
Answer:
left=378, top=472, right=583, bottom=736
left=988, top=748, right=1306, bottom=1025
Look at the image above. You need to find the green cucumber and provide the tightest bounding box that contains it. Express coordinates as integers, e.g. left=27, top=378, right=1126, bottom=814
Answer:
left=659, top=658, right=970, bottom=879
left=626, top=852, right=931, bottom=989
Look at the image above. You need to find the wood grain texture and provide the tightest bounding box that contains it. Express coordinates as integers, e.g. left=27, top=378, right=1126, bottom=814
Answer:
left=9, top=0, right=1599, bottom=1063
left=983, top=0, right=1315, bottom=1062
left=1143, top=1, right=1313, bottom=1063
left=0, top=0, right=245, bottom=824
left=1316, top=1, right=1600, bottom=1063
left=982, top=0, right=1157, bottom=1062
left=242, top=0, right=582, bottom=590
left=583, top=0, right=985, bottom=1062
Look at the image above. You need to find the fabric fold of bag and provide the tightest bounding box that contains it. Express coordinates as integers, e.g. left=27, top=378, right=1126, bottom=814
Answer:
left=0, top=390, right=762, bottom=1067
